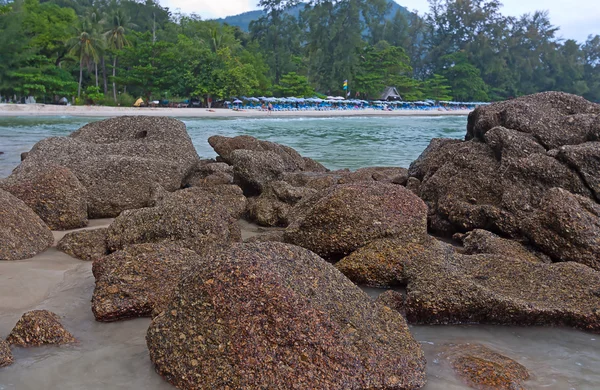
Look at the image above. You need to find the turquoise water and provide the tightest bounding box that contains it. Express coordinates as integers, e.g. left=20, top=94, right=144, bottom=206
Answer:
left=0, top=115, right=467, bottom=178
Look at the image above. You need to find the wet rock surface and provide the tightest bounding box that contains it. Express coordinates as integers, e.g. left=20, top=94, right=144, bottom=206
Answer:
left=284, top=182, right=428, bottom=260
left=411, top=92, right=600, bottom=269
left=6, top=310, right=76, bottom=347
left=443, top=344, right=530, bottom=390
left=1, top=165, right=88, bottom=230
left=147, top=242, right=426, bottom=390
left=92, top=243, right=202, bottom=322
left=0, top=189, right=54, bottom=261
left=106, top=187, right=240, bottom=253
left=57, top=228, right=109, bottom=261
left=0, top=339, right=13, bottom=367
left=11, top=116, right=199, bottom=218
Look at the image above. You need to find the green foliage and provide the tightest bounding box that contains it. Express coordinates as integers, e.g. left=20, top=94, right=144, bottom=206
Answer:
left=274, top=72, right=314, bottom=96
left=422, top=74, right=453, bottom=101
left=84, top=85, right=104, bottom=103
left=355, top=42, right=413, bottom=99
left=440, top=52, right=489, bottom=101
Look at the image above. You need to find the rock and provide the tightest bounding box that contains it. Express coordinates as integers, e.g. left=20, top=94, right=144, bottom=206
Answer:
left=12, top=116, right=199, bottom=218
left=146, top=242, right=426, bottom=390
left=6, top=310, right=76, bottom=346
left=375, top=290, right=406, bottom=316
left=467, top=91, right=600, bottom=149
left=338, top=167, right=409, bottom=185
left=460, top=229, right=547, bottom=263
left=404, top=247, right=600, bottom=332
left=335, top=238, right=442, bottom=287
left=1, top=165, right=88, bottom=230
left=0, top=339, right=13, bottom=367
left=405, top=177, right=421, bottom=195
left=92, top=243, right=201, bottom=321
left=106, top=187, right=241, bottom=253
left=284, top=182, right=428, bottom=260
left=243, top=230, right=285, bottom=243
left=282, top=171, right=341, bottom=191
left=0, top=189, right=53, bottom=261
left=523, top=188, right=600, bottom=271
left=408, top=138, right=463, bottom=180
left=246, top=181, right=317, bottom=227
left=20, top=152, right=28, bottom=161
left=208, top=135, right=327, bottom=172
left=57, top=228, right=108, bottom=261
left=556, top=142, right=600, bottom=200
left=167, top=185, right=247, bottom=220
left=182, top=161, right=234, bottom=188
left=443, top=344, right=530, bottom=390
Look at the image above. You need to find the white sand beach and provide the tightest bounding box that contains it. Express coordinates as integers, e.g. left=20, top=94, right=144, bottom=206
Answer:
left=0, top=103, right=472, bottom=118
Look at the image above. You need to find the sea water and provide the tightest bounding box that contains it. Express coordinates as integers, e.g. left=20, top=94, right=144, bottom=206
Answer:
left=0, top=115, right=467, bottom=177
left=0, top=115, right=599, bottom=389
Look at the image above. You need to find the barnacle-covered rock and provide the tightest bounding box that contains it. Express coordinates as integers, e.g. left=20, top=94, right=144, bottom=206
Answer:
left=6, top=310, right=76, bottom=347
left=147, top=242, right=426, bottom=390
left=0, top=339, right=13, bottom=367
left=57, top=228, right=108, bottom=261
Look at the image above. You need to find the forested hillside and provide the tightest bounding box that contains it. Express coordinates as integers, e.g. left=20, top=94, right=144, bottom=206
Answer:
left=0, top=0, right=598, bottom=105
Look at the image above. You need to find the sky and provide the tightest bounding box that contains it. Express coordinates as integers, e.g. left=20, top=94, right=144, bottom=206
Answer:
left=162, top=0, right=599, bottom=42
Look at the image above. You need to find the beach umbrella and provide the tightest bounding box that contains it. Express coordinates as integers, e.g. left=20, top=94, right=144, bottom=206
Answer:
left=133, top=98, right=144, bottom=107
left=233, top=99, right=243, bottom=104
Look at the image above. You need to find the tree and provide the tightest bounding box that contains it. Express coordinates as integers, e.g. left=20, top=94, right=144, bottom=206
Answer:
left=275, top=72, right=314, bottom=96
left=105, top=8, right=135, bottom=102
left=422, top=74, right=452, bottom=101
left=440, top=52, right=489, bottom=101
left=68, top=20, right=103, bottom=97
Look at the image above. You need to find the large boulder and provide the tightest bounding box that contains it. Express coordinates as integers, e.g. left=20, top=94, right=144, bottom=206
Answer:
left=146, top=242, right=426, bottom=390
left=284, top=182, right=428, bottom=260
left=57, top=228, right=108, bottom=261
left=182, top=161, right=234, bottom=188
left=106, top=187, right=241, bottom=253
left=92, top=243, right=201, bottom=322
left=246, top=181, right=317, bottom=227
left=467, top=91, right=600, bottom=149
left=459, top=229, right=548, bottom=263
left=0, top=189, right=53, bottom=261
left=442, top=344, right=530, bottom=390
left=1, top=165, right=88, bottom=230
left=6, top=310, right=76, bottom=347
left=410, top=93, right=600, bottom=268
left=11, top=116, right=200, bottom=218
left=208, top=135, right=327, bottom=195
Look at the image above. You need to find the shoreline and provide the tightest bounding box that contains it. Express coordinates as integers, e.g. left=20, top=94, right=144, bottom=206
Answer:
left=0, top=104, right=472, bottom=118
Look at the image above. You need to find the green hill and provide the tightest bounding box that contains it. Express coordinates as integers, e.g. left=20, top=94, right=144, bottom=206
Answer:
left=215, top=0, right=410, bottom=32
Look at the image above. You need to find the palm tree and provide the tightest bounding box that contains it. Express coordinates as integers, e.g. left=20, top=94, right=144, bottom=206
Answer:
left=68, top=20, right=103, bottom=98
left=105, top=9, right=135, bottom=102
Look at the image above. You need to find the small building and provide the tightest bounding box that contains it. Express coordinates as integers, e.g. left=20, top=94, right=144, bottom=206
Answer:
left=380, top=86, right=402, bottom=101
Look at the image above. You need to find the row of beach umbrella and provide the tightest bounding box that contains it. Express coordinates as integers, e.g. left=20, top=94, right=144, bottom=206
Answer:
left=225, top=97, right=491, bottom=106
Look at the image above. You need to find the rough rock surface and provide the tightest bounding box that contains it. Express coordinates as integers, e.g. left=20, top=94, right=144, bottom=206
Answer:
left=246, top=181, right=317, bottom=227
left=6, top=310, right=76, bottom=346
left=11, top=116, right=199, bottom=218
left=92, top=243, right=201, bottom=321
left=183, top=161, right=234, bottom=188
left=0, top=339, right=13, bottom=367
left=106, top=188, right=241, bottom=253
left=404, top=243, right=600, bottom=332
left=0, top=189, right=54, bottom=261
left=375, top=290, right=406, bottom=316
left=147, top=242, right=426, bottom=390
left=467, top=91, right=600, bottom=149
left=459, top=229, right=547, bottom=263
left=523, top=188, right=600, bottom=270
left=338, top=167, right=409, bottom=185
left=1, top=165, right=88, bottom=230
left=284, top=182, right=428, bottom=260
left=442, top=344, right=530, bottom=390
left=410, top=92, right=600, bottom=268
left=57, top=228, right=108, bottom=261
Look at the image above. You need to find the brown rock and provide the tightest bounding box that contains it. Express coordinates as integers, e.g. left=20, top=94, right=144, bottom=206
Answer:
left=246, top=181, right=317, bottom=227
left=146, top=242, right=426, bottom=390
left=182, top=161, right=234, bottom=188
left=0, top=189, right=53, bottom=261
left=375, top=290, right=406, bottom=316
left=556, top=142, right=600, bottom=200
left=1, top=165, right=88, bottom=230
left=12, top=116, right=199, bottom=218
left=284, top=182, right=428, bottom=260
left=460, top=229, right=547, bottom=263
left=338, top=167, right=409, bottom=185
left=6, top=310, right=76, bottom=347
left=57, top=228, right=108, bottom=261
left=0, top=339, right=13, bottom=367
left=443, top=344, right=530, bottom=390
left=106, top=187, right=240, bottom=253
left=92, top=243, right=201, bottom=321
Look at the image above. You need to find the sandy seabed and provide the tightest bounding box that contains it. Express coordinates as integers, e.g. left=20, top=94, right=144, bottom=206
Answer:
left=0, top=103, right=472, bottom=118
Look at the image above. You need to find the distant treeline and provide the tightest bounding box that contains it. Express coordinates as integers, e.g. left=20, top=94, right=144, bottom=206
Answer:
left=0, top=0, right=598, bottom=104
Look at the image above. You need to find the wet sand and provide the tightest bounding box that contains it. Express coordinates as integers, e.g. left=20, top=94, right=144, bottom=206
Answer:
left=1, top=220, right=598, bottom=389
left=0, top=104, right=471, bottom=118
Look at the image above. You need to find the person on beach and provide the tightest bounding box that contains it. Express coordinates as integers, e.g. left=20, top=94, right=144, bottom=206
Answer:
left=268, top=103, right=273, bottom=115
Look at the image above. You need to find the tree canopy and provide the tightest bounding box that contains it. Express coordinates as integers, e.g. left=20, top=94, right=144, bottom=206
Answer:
left=0, top=0, right=598, bottom=104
